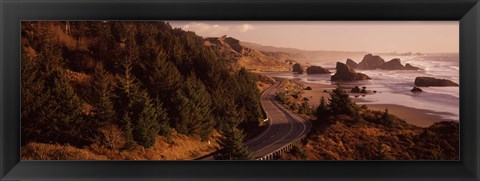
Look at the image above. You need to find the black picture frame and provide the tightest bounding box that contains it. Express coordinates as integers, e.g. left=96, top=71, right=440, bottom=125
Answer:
left=1, top=0, right=479, bottom=180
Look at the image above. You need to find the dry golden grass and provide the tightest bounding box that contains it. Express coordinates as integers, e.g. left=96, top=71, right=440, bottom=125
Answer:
left=22, top=142, right=108, bottom=160
left=22, top=131, right=221, bottom=160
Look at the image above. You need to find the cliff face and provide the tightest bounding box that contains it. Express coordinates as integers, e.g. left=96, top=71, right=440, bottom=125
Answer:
left=204, top=36, right=289, bottom=71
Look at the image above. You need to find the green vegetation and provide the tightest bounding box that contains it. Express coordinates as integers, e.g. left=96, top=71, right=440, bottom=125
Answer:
left=328, top=85, right=358, bottom=116
left=21, top=21, right=263, bottom=159
left=215, top=128, right=253, bottom=160
left=315, top=96, right=329, bottom=119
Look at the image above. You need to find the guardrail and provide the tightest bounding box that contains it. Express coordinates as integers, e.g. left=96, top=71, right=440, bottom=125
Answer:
left=255, top=79, right=311, bottom=160
left=256, top=134, right=307, bottom=160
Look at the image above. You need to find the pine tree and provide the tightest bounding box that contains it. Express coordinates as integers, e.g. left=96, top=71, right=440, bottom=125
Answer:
left=316, top=96, right=330, bottom=119
left=116, top=46, right=165, bottom=148
left=90, top=66, right=115, bottom=127
left=171, top=74, right=213, bottom=140
left=235, top=68, right=262, bottom=131
left=381, top=108, right=393, bottom=127
left=21, top=46, right=50, bottom=144
left=299, top=101, right=312, bottom=115
left=328, top=85, right=358, bottom=116
left=133, top=90, right=160, bottom=148
left=121, top=112, right=136, bottom=150
left=154, top=98, right=171, bottom=137
left=21, top=30, right=85, bottom=145
left=215, top=128, right=253, bottom=160
left=116, top=49, right=141, bottom=149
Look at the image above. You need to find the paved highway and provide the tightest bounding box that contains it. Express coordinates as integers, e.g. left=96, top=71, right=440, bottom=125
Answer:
left=244, top=79, right=311, bottom=159
left=200, top=79, right=311, bottom=160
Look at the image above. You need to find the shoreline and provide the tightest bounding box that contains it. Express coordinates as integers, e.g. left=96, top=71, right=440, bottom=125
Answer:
left=261, top=71, right=457, bottom=128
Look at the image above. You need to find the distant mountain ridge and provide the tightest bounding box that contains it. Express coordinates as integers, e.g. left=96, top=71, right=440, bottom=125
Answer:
left=241, top=41, right=371, bottom=64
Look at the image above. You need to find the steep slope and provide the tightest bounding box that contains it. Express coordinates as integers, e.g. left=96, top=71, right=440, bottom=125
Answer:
left=21, top=21, right=265, bottom=160
left=204, top=36, right=290, bottom=71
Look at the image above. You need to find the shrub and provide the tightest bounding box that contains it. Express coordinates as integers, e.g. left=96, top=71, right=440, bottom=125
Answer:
left=95, top=124, right=127, bottom=151
left=275, top=92, right=287, bottom=104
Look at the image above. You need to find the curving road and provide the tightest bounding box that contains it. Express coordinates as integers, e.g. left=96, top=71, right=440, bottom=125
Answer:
left=200, top=79, right=311, bottom=160
left=244, top=79, right=311, bottom=159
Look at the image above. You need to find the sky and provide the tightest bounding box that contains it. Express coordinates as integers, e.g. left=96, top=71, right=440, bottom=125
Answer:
left=167, top=21, right=459, bottom=53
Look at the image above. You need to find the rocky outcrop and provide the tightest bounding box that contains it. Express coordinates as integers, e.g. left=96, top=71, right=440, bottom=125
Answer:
left=306, top=66, right=330, bottom=74
left=351, top=54, right=421, bottom=70
left=357, top=54, right=385, bottom=69
left=331, top=62, right=371, bottom=82
left=346, top=59, right=358, bottom=69
left=351, top=86, right=361, bottom=93
left=381, top=58, right=422, bottom=70
left=381, top=58, right=405, bottom=70
left=360, top=86, right=367, bottom=93
left=414, top=77, right=459, bottom=87
left=405, top=63, right=421, bottom=70
left=411, top=87, right=423, bottom=92
left=292, top=63, right=304, bottom=74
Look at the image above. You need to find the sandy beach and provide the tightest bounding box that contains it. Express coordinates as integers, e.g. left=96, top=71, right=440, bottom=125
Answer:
left=297, top=80, right=456, bottom=127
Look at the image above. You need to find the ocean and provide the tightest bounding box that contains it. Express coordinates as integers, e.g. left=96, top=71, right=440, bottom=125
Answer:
left=274, top=53, right=460, bottom=121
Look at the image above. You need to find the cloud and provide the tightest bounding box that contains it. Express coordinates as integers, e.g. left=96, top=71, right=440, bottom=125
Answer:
left=181, top=22, right=229, bottom=37
left=238, top=24, right=255, bottom=32
left=178, top=22, right=255, bottom=37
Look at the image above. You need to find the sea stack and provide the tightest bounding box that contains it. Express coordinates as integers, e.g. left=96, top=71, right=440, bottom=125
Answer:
left=357, top=54, right=385, bottom=69
left=381, top=58, right=405, bottom=70
left=306, top=65, right=331, bottom=74
left=292, top=63, right=304, bottom=74
left=414, top=77, right=459, bottom=87
left=331, top=62, right=371, bottom=81
left=346, top=59, right=358, bottom=69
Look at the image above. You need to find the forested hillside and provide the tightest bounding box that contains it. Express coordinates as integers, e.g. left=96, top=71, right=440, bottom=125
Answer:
left=21, top=21, right=264, bottom=159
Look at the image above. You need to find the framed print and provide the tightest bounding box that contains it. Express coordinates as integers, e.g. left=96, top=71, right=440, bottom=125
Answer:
left=1, top=0, right=479, bottom=180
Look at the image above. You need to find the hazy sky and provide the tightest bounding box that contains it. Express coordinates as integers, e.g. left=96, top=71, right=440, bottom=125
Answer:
left=168, top=21, right=458, bottom=53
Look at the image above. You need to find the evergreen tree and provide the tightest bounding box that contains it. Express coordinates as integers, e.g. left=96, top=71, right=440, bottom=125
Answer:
left=381, top=108, right=393, bottom=127
left=299, top=101, right=312, bottom=115
left=145, top=50, right=183, bottom=106
left=215, top=128, right=253, bottom=160
left=154, top=98, right=171, bottom=137
left=171, top=74, right=213, bottom=140
left=328, top=85, right=358, bottom=116
left=235, top=68, right=262, bottom=129
left=21, top=30, right=85, bottom=145
left=21, top=46, right=50, bottom=144
left=121, top=112, right=136, bottom=150
left=90, top=66, right=115, bottom=127
left=117, top=50, right=167, bottom=148
left=316, top=96, right=329, bottom=119
left=133, top=90, right=160, bottom=148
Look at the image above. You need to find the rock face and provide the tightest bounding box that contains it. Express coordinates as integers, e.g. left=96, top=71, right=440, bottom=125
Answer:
left=360, top=86, right=367, bottom=93
left=346, top=59, right=358, bottom=69
left=414, top=77, right=459, bottom=87
left=306, top=65, right=330, bottom=74
left=411, top=87, right=423, bottom=92
left=405, top=63, right=421, bottom=70
left=292, top=63, right=304, bottom=74
left=381, top=58, right=405, bottom=70
left=351, top=86, right=361, bottom=93
left=331, top=62, right=371, bottom=82
left=357, top=54, right=385, bottom=69
left=351, top=54, right=421, bottom=70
